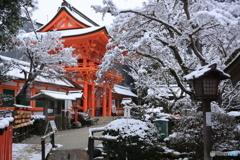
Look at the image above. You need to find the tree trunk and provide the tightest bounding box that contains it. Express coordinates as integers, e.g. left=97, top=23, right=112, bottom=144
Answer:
left=15, top=81, right=30, bottom=104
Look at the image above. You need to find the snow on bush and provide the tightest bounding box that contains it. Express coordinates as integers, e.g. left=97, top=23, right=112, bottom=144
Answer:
left=166, top=112, right=240, bottom=159
left=102, top=119, right=164, bottom=160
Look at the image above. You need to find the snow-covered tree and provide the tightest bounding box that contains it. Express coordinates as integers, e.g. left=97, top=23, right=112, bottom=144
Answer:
left=93, top=0, right=240, bottom=112
left=0, top=56, right=19, bottom=106
left=0, top=0, right=37, bottom=51
left=12, top=7, right=77, bottom=104
left=0, top=57, right=15, bottom=84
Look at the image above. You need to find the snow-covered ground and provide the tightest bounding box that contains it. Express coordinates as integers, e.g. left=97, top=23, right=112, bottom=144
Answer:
left=12, top=143, right=61, bottom=160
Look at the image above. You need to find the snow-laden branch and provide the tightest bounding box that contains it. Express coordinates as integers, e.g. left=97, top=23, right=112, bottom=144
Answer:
left=120, top=10, right=182, bottom=36
left=95, top=0, right=240, bottom=112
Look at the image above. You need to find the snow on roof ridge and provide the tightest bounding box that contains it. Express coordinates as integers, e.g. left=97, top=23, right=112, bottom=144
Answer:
left=56, top=26, right=105, bottom=37
left=0, top=55, right=30, bottom=67
left=114, top=84, right=131, bottom=90
left=37, top=1, right=101, bottom=32
left=40, top=90, right=66, bottom=94
left=113, top=85, right=137, bottom=97
left=60, top=1, right=99, bottom=27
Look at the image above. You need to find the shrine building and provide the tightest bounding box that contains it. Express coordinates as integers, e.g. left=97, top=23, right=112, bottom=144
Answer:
left=36, top=0, right=137, bottom=117
left=0, top=1, right=137, bottom=118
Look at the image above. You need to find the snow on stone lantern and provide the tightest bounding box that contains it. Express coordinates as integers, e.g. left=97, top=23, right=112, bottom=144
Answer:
left=185, top=63, right=230, bottom=160
left=121, top=98, right=134, bottom=119
left=124, top=106, right=131, bottom=119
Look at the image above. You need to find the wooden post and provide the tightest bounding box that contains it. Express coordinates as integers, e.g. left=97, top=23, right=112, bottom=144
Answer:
left=203, top=100, right=212, bottom=160
left=106, top=141, right=110, bottom=160
left=7, top=125, right=13, bottom=160
left=103, top=86, right=107, bottom=116
left=83, top=81, right=88, bottom=113
left=108, top=88, right=112, bottom=116
left=50, top=133, right=55, bottom=148
left=91, top=84, right=95, bottom=117
left=88, top=137, right=94, bottom=160
left=3, top=127, right=10, bottom=160
left=0, top=128, right=4, bottom=160
left=41, top=138, right=45, bottom=160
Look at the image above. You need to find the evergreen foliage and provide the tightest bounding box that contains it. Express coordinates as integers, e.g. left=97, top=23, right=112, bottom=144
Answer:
left=102, top=119, right=164, bottom=160
left=166, top=112, right=240, bottom=159
left=0, top=0, right=36, bottom=51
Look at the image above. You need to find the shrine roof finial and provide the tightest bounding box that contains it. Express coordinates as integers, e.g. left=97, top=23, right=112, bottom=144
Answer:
left=61, top=0, right=69, bottom=7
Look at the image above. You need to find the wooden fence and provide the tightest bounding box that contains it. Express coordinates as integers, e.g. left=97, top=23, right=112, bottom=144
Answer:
left=88, top=127, right=117, bottom=160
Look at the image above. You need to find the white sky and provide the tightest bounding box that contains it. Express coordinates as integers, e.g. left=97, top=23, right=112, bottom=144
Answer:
left=32, top=0, right=146, bottom=27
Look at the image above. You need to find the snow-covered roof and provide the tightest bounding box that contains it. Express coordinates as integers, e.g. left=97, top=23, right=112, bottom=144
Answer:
left=14, top=104, right=32, bottom=109
left=56, top=26, right=105, bottom=37
left=62, top=6, right=99, bottom=27
left=22, top=26, right=106, bottom=40
left=31, top=90, right=76, bottom=100
left=37, top=1, right=99, bottom=31
left=68, top=90, right=85, bottom=99
left=0, top=55, right=74, bottom=88
left=113, top=85, right=137, bottom=97
left=184, top=63, right=230, bottom=80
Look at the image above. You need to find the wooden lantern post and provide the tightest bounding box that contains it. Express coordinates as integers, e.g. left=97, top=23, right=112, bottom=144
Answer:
left=185, top=63, right=230, bottom=160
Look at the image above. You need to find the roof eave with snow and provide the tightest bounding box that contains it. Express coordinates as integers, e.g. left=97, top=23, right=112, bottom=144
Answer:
left=113, top=85, right=137, bottom=97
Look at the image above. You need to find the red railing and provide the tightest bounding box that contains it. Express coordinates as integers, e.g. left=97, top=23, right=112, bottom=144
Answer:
left=0, top=117, right=13, bottom=160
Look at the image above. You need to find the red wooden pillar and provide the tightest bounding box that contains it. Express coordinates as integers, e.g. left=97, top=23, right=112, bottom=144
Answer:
left=108, top=87, right=112, bottom=116
left=4, top=123, right=12, bottom=160
left=4, top=127, right=8, bottom=160
left=7, top=125, right=13, bottom=160
left=74, top=109, right=78, bottom=122
left=83, top=81, right=88, bottom=113
left=90, top=84, right=95, bottom=117
left=83, top=58, right=87, bottom=67
left=102, top=86, right=107, bottom=116
left=0, top=127, right=4, bottom=160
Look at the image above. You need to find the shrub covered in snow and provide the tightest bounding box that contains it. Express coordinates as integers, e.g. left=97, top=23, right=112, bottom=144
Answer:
left=166, top=112, right=240, bottom=159
left=131, top=105, right=174, bottom=123
left=102, top=119, right=164, bottom=160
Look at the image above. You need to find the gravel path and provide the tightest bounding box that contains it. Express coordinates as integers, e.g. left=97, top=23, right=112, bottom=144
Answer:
left=47, top=149, right=89, bottom=160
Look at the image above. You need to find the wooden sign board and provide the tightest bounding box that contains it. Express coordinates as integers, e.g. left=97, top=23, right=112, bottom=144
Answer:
left=49, top=120, right=57, bottom=131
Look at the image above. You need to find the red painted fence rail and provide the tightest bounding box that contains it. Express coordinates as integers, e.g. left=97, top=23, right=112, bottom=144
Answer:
left=0, top=117, right=13, bottom=160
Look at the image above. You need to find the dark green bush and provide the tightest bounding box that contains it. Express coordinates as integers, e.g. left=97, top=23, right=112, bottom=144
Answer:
left=166, top=112, right=240, bottom=159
